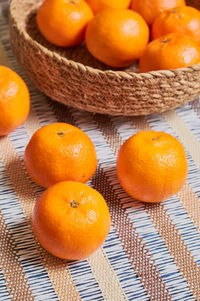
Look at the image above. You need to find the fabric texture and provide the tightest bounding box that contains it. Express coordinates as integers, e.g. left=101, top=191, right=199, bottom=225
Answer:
left=0, top=4, right=200, bottom=301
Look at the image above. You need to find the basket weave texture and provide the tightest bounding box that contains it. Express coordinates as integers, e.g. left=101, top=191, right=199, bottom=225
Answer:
left=9, top=0, right=200, bottom=116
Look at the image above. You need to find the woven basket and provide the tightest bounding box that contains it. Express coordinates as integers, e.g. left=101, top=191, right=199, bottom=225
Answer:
left=9, top=0, right=200, bottom=116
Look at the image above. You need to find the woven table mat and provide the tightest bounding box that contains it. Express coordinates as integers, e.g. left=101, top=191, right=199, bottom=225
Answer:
left=1, top=5, right=200, bottom=301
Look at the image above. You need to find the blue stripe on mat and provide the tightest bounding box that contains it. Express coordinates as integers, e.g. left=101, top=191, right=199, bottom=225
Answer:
left=68, top=260, right=104, bottom=301
left=103, top=227, right=149, bottom=301
left=30, top=94, right=58, bottom=128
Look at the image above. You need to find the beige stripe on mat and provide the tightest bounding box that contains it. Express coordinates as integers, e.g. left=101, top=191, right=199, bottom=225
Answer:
left=88, top=249, right=128, bottom=301
left=0, top=210, right=34, bottom=300
left=24, top=107, right=41, bottom=137
left=178, top=183, right=200, bottom=234
left=162, top=110, right=200, bottom=170
left=0, top=41, right=12, bottom=68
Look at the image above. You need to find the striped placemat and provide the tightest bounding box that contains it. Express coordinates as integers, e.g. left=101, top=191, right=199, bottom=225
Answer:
left=0, top=5, right=200, bottom=301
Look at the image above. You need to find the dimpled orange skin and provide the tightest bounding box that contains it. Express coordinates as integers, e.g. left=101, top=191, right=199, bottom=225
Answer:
left=86, top=0, right=132, bottom=14
left=32, top=181, right=111, bottom=260
left=152, top=6, right=200, bottom=44
left=85, top=8, right=149, bottom=68
left=24, top=123, right=97, bottom=188
left=117, top=131, right=188, bottom=203
left=139, top=33, right=200, bottom=72
left=0, top=66, right=30, bottom=136
left=131, top=0, right=186, bottom=25
left=36, top=0, right=93, bottom=47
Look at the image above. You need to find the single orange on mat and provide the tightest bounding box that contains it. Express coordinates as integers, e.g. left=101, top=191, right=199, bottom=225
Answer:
left=86, top=0, right=132, bottom=14
left=24, top=123, right=97, bottom=188
left=37, top=0, right=93, bottom=47
left=139, top=33, right=200, bottom=72
left=32, top=181, right=111, bottom=260
left=131, top=0, right=186, bottom=25
left=152, top=6, right=200, bottom=44
left=117, top=131, right=188, bottom=203
left=85, top=8, right=149, bottom=68
left=0, top=65, right=30, bottom=136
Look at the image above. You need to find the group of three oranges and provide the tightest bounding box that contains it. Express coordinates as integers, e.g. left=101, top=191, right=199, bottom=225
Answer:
left=36, top=0, right=200, bottom=71
left=0, top=64, right=188, bottom=260
left=25, top=121, right=187, bottom=260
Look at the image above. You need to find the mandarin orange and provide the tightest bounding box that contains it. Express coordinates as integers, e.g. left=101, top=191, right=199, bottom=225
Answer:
left=24, top=123, right=97, bottom=188
left=0, top=65, right=30, bottom=136
left=85, top=8, right=149, bottom=68
left=152, top=6, right=200, bottom=44
left=32, top=181, right=111, bottom=260
left=139, top=33, right=200, bottom=72
left=117, top=131, right=188, bottom=203
left=131, top=0, right=186, bottom=25
left=37, top=0, right=93, bottom=47
left=86, top=0, right=132, bottom=14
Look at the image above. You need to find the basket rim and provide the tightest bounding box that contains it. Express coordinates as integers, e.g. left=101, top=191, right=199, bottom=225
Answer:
left=9, top=0, right=200, bottom=80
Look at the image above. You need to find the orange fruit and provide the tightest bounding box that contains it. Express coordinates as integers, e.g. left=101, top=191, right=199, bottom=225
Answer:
left=117, top=131, right=188, bottom=203
left=152, top=6, right=200, bottom=44
left=32, top=181, right=111, bottom=260
left=24, top=123, right=97, bottom=188
left=36, top=0, right=93, bottom=47
left=85, top=8, right=149, bottom=68
left=131, top=0, right=186, bottom=25
left=86, top=0, right=132, bottom=14
left=0, top=65, right=30, bottom=136
left=139, top=33, right=200, bottom=72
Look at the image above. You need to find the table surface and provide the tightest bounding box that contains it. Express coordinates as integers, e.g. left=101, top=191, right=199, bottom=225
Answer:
left=0, top=3, right=200, bottom=301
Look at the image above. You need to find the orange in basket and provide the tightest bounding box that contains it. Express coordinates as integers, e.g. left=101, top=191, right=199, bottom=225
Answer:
left=85, top=8, right=149, bottom=68
left=86, top=0, right=132, bottom=14
left=32, top=181, right=111, bottom=260
left=152, top=6, right=200, bottom=44
left=131, top=0, right=186, bottom=25
left=139, top=33, right=200, bottom=72
left=36, top=0, right=93, bottom=47
left=117, top=131, right=188, bottom=203
left=24, top=123, right=97, bottom=188
left=0, top=65, right=30, bottom=136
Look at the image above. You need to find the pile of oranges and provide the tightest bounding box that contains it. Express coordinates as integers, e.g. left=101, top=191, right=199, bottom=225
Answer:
left=37, top=0, right=200, bottom=71
left=1, top=0, right=193, bottom=262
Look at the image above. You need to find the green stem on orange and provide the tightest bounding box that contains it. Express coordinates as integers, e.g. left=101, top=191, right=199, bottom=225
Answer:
left=57, top=132, right=64, bottom=136
left=161, top=39, right=169, bottom=44
left=69, top=0, right=76, bottom=5
left=70, top=200, right=79, bottom=208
